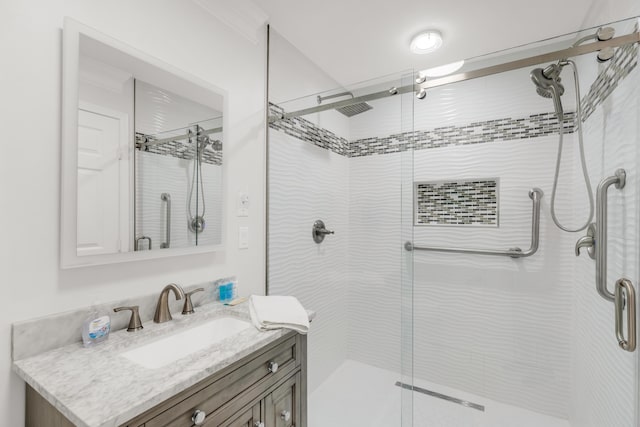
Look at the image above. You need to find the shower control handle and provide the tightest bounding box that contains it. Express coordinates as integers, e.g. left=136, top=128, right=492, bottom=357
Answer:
left=575, top=223, right=596, bottom=259
left=312, top=220, right=334, bottom=244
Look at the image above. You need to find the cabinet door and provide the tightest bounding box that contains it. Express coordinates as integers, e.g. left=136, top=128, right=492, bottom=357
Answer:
left=206, top=402, right=260, bottom=427
left=264, top=373, right=301, bottom=427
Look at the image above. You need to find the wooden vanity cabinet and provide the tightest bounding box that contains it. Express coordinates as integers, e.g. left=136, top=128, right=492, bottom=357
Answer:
left=26, top=333, right=307, bottom=427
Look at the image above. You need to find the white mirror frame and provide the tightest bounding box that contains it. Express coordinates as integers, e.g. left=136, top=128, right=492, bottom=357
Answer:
left=61, top=18, right=227, bottom=268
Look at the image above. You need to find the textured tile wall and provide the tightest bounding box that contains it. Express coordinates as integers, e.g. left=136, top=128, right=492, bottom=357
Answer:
left=415, top=179, right=498, bottom=226
left=580, top=40, right=638, bottom=121
left=269, top=39, right=637, bottom=159
left=269, top=104, right=350, bottom=156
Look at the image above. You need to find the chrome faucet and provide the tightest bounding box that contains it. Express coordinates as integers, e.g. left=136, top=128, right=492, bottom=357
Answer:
left=154, top=283, right=185, bottom=323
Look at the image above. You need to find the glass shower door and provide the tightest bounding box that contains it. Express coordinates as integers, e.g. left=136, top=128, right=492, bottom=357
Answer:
left=404, top=17, right=640, bottom=427
left=266, top=64, right=415, bottom=427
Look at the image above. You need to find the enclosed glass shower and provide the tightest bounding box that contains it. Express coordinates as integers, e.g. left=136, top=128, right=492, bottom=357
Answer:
left=267, top=17, right=640, bottom=427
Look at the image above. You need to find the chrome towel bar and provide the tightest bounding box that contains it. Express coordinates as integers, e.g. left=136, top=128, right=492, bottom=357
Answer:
left=405, top=188, right=543, bottom=258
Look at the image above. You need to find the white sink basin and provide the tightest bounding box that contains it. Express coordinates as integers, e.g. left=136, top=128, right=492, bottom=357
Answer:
left=122, top=317, right=251, bottom=369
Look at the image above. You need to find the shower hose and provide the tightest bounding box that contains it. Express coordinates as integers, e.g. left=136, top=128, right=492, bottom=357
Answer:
left=549, top=59, right=594, bottom=232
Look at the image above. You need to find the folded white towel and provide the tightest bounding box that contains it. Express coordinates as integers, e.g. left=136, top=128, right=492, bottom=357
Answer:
left=249, top=295, right=310, bottom=335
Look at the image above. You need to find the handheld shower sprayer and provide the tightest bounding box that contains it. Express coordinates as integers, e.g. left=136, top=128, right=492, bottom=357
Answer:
left=530, top=63, right=566, bottom=119
left=527, top=26, right=615, bottom=232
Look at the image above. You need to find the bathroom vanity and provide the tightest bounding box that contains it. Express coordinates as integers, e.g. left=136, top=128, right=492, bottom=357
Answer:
left=14, top=301, right=309, bottom=427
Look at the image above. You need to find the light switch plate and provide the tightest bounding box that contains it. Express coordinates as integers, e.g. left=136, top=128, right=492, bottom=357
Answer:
left=237, top=192, right=249, bottom=217
left=238, top=226, right=249, bottom=249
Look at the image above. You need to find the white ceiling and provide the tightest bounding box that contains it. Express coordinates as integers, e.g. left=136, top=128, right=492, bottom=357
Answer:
left=260, top=0, right=639, bottom=85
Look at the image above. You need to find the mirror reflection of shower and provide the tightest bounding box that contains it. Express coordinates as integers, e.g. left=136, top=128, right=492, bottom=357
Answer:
left=187, top=124, right=222, bottom=234
left=529, top=27, right=615, bottom=232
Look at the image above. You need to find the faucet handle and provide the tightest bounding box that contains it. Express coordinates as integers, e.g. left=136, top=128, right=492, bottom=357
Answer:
left=113, top=306, right=143, bottom=332
left=182, top=288, right=205, bottom=315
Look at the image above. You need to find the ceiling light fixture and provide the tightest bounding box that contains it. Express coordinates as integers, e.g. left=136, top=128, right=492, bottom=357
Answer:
left=410, top=30, right=443, bottom=55
left=420, top=60, right=465, bottom=77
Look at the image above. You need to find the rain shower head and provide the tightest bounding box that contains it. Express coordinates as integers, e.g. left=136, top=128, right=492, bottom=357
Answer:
left=317, top=91, right=373, bottom=117
left=335, top=102, right=373, bottom=117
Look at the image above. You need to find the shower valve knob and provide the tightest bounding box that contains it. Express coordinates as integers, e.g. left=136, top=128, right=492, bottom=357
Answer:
left=575, top=223, right=596, bottom=259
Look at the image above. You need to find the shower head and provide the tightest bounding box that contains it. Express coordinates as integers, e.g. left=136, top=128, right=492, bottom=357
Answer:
left=530, top=64, right=565, bottom=97
left=317, top=91, right=373, bottom=117
left=530, top=63, right=565, bottom=119
left=335, top=102, right=373, bottom=117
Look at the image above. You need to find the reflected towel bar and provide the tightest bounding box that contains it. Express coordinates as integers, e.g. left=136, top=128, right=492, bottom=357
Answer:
left=405, top=188, right=543, bottom=259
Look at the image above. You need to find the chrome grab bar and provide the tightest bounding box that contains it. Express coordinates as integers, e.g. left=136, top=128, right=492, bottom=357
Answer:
left=595, top=169, right=626, bottom=301
left=405, top=188, right=543, bottom=258
left=160, top=193, right=171, bottom=249
left=135, top=236, right=152, bottom=251
left=615, top=278, right=636, bottom=352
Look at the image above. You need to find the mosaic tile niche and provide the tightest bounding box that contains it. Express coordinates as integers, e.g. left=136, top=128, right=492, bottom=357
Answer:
left=415, top=179, right=499, bottom=226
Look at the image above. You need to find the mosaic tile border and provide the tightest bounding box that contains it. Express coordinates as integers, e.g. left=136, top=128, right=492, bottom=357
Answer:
left=269, top=104, right=349, bottom=156
left=415, top=179, right=499, bottom=227
left=269, top=37, right=637, bottom=158
left=349, top=112, right=575, bottom=157
left=580, top=39, right=638, bottom=121
left=136, top=134, right=223, bottom=166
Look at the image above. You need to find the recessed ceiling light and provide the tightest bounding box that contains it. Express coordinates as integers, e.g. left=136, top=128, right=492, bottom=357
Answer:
left=420, top=60, right=465, bottom=77
left=410, top=31, right=443, bottom=55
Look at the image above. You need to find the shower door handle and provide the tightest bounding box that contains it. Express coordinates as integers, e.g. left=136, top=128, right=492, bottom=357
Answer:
left=615, top=278, right=636, bottom=352
left=161, top=193, right=171, bottom=249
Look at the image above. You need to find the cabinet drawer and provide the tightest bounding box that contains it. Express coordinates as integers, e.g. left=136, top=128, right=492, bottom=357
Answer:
left=144, top=335, right=300, bottom=427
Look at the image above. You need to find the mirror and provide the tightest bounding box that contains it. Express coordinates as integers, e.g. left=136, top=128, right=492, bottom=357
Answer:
left=61, top=19, right=225, bottom=267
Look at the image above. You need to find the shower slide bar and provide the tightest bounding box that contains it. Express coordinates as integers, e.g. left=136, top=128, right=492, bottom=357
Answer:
left=405, top=188, right=543, bottom=258
left=269, top=32, right=640, bottom=123
left=576, top=169, right=636, bottom=352
left=160, top=193, right=171, bottom=249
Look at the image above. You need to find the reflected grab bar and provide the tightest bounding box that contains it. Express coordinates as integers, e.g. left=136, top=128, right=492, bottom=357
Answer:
left=160, top=193, right=171, bottom=249
left=405, top=188, right=543, bottom=259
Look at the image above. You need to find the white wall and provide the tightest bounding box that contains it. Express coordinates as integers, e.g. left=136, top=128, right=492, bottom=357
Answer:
left=0, top=2, right=266, bottom=426
left=268, top=29, right=350, bottom=139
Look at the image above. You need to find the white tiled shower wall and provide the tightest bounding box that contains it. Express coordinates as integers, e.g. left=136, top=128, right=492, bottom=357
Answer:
left=346, top=68, right=577, bottom=418
left=135, top=152, right=223, bottom=249
left=269, top=22, right=640, bottom=423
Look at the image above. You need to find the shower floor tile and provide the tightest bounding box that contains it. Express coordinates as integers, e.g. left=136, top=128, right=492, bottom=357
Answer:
left=309, top=359, right=570, bottom=427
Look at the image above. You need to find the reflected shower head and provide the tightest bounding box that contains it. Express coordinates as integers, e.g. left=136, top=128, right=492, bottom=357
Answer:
left=530, top=63, right=565, bottom=118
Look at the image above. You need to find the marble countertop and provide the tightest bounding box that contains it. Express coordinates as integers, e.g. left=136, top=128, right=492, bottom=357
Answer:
left=13, top=301, right=313, bottom=427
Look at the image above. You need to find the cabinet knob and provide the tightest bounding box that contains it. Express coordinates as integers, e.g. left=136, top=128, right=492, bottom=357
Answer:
left=192, top=409, right=206, bottom=425
left=254, top=422, right=265, bottom=427
left=281, top=410, right=291, bottom=421
left=268, top=361, right=279, bottom=373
